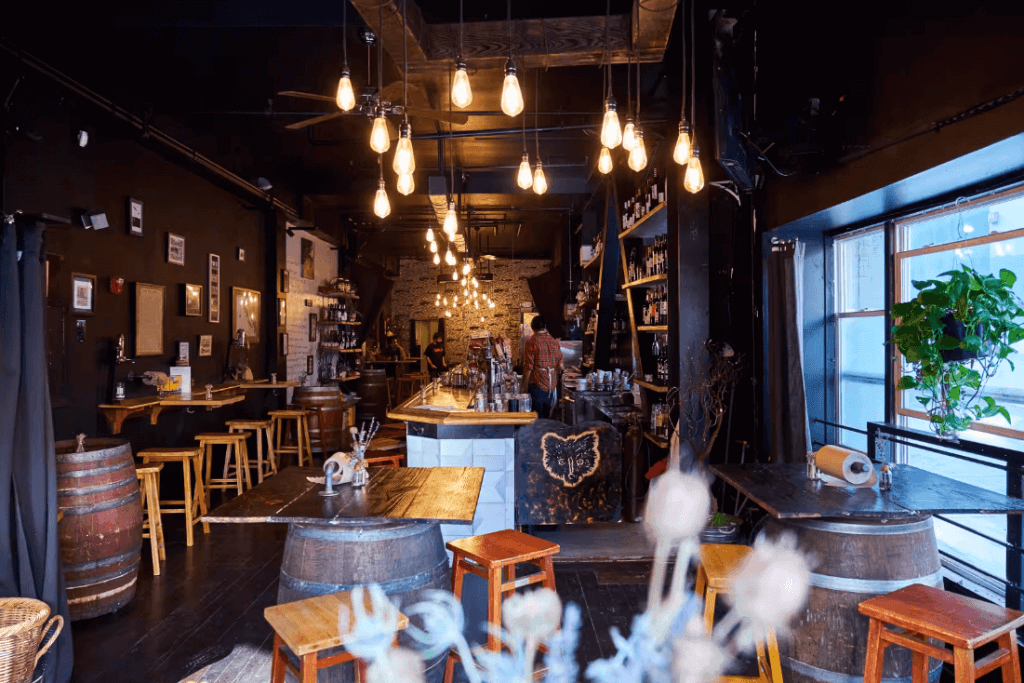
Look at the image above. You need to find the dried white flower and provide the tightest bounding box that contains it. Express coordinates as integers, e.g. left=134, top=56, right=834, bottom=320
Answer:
left=728, top=533, right=810, bottom=634
left=366, top=647, right=424, bottom=683
left=671, top=617, right=728, bottom=683
left=503, top=588, right=562, bottom=643
left=644, top=469, right=711, bottom=544
left=340, top=585, right=402, bottom=665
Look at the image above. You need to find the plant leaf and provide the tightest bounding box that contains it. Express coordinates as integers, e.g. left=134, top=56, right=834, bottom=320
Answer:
left=896, top=376, right=920, bottom=390
left=1000, top=269, right=1017, bottom=287
left=938, top=335, right=962, bottom=350
left=916, top=396, right=931, bottom=407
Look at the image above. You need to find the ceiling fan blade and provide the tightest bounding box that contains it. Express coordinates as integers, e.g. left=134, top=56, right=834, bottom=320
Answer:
left=381, top=81, right=405, bottom=104
left=406, top=109, right=470, bottom=125
left=278, top=90, right=337, bottom=104
left=284, top=112, right=346, bottom=130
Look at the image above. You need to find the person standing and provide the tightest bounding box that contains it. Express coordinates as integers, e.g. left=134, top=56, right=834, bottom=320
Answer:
left=521, top=314, right=563, bottom=419
left=424, top=332, right=448, bottom=379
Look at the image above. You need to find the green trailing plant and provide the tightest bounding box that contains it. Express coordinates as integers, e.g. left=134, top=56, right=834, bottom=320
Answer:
left=891, top=265, right=1024, bottom=437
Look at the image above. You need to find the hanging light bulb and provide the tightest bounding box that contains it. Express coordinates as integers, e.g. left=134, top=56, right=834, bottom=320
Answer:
left=396, top=172, right=415, bottom=196
left=501, top=59, right=524, bottom=117
left=435, top=298, right=440, bottom=308
left=462, top=262, right=471, bottom=275
left=464, top=287, right=469, bottom=296
left=532, top=161, right=547, bottom=195
left=336, top=67, right=356, bottom=111
left=433, top=253, right=440, bottom=265
left=445, top=246, right=455, bottom=266
left=472, top=277, right=478, bottom=287
left=443, top=203, right=458, bottom=237
left=489, top=300, right=495, bottom=308
left=598, top=147, right=613, bottom=175
left=392, top=123, right=415, bottom=175
left=426, top=227, right=434, bottom=242
left=452, top=58, right=473, bottom=109
left=369, top=113, right=390, bottom=154
left=445, top=309, right=452, bottom=318
left=516, top=153, right=533, bottom=189
left=474, top=300, right=479, bottom=309
left=373, top=178, right=391, bottom=218
left=600, top=98, right=622, bottom=149
left=452, top=270, right=459, bottom=280
left=684, top=144, right=705, bottom=194
left=443, top=297, right=448, bottom=306
left=622, top=117, right=637, bottom=152
left=481, top=316, right=485, bottom=322
left=461, top=277, right=467, bottom=286
left=673, top=121, right=692, bottom=166
left=429, top=241, right=438, bottom=254
left=628, top=129, right=647, bottom=172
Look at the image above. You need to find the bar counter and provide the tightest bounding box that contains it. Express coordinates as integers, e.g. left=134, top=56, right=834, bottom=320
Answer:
left=387, top=382, right=537, bottom=425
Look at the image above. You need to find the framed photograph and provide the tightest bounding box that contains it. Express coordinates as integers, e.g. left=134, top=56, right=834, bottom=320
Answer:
left=280, top=332, right=289, bottom=356
left=309, top=313, right=317, bottom=342
left=71, top=273, right=96, bottom=315
left=301, top=238, right=315, bottom=279
left=280, top=268, right=290, bottom=293
left=232, top=287, right=261, bottom=343
left=278, top=297, right=287, bottom=327
left=184, top=283, right=203, bottom=316
left=198, top=334, right=213, bottom=357
left=127, top=197, right=144, bottom=236
left=135, top=283, right=164, bottom=356
left=306, top=354, right=314, bottom=375
left=178, top=341, right=190, bottom=364
left=208, top=254, right=220, bottom=324
left=167, top=233, right=185, bottom=266
left=238, top=247, right=246, bottom=262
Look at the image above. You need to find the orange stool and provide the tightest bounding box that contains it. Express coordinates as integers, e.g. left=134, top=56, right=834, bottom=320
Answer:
left=138, top=446, right=208, bottom=547
left=270, top=409, right=312, bottom=467
left=443, top=530, right=560, bottom=683
left=859, top=583, right=1024, bottom=683
left=226, top=418, right=277, bottom=483
left=136, top=463, right=165, bottom=575
left=196, top=432, right=251, bottom=500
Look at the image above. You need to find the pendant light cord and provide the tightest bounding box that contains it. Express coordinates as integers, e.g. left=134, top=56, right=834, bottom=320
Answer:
left=534, top=69, right=539, bottom=159
left=681, top=0, right=687, bottom=119
left=342, top=0, right=348, bottom=69
left=522, top=79, right=527, bottom=153
left=402, top=0, right=408, bottom=124
left=448, top=65, right=455, bottom=205
left=605, top=0, right=612, bottom=97
left=378, top=0, right=384, bottom=99
left=507, top=0, right=513, bottom=61
left=689, top=0, right=695, bottom=129
left=459, top=0, right=465, bottom=58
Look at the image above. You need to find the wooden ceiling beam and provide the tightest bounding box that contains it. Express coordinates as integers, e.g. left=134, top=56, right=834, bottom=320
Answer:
left=349, top=0, right=429, bottom=68
left=633, top=0, right=680, bottom=56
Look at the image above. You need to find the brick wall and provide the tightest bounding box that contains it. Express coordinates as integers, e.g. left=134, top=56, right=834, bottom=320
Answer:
left=283, top=232, right=339, bottom=390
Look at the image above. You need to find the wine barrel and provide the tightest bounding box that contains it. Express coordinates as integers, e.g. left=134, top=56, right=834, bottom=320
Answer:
left=761, top=516, right=943, bottom=683
left=278, top=520, right=450, bottom=683
left=356, top=368, right=389, bottom=422
left=55, top=438, right=142, bottom=621
left=293, top=386, right=347, bottom=454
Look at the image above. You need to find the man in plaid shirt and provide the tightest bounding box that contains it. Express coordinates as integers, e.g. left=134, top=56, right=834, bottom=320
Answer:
left=521, top=314, right=563, bottom=419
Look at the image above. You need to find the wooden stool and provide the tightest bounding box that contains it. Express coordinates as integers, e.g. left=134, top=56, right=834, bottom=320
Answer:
left=364, top=452, right=405, bottom=468
left=859, top=583, right=1024, bottom=683
left=196, top=433, right=251, bottom=500
left=396, top=373, right=427, bottom=403
left=270, top=409, right=312, bottom=467
left=136, top=463, right=165, bottom=575
left=138, top=447, right=208, bottom=547
left=443, top=530, right=560, bottom=683
left=226, top=418, right=277, bottom=484
left=265, top=590, right=409, bottom=683
left=695, top=544, right=782, bottom=683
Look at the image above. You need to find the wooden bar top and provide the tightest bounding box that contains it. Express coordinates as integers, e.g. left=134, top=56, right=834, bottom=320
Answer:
left=387, top=383, right=537, bottom=426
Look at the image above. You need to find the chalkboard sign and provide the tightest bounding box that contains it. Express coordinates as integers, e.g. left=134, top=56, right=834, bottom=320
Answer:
left=516, top=419, right=622, bottom=525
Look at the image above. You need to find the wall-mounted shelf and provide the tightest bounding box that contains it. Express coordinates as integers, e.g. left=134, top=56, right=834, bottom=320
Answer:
left=618, top=202, right=667, bottom=240
left=644, top=431, right=670, bottom=449
left=637, top=325, right=668, bottom=332
left=318, top=291, right=360, bottom=300
left=320, top=345, right=361, bottom=353
left=318, top=320, right=361, bottom=326
left=635, top=379, right=670, bottom=393
left=623, top=273, right=668, bottom=289
left=582, top=251, right=602, bottom=270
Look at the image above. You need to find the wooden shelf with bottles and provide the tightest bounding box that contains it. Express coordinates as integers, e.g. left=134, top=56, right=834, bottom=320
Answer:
left=643, top=431, right=670, bottom=449
left=582, top=250, right=602, bottom=270
left=317, top=290, right=360, bottom=301
left=634, top=378, right=670, bottom=393
left=318, top=320, right=361, bottom=326
left=618, top=201, right=667, bottom=240
left=623, top=273, right=668, bottom=289
left=637, top=325, right=668, bottom=332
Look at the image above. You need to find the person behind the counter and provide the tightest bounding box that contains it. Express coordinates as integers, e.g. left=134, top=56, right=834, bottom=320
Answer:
left=424, top=332, right=448, bottom=379
left=521, top=314, right=562, bottom=419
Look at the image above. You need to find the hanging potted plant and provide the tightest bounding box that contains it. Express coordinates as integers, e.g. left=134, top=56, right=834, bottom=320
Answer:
left=891, top=265, right=1024, bottom=438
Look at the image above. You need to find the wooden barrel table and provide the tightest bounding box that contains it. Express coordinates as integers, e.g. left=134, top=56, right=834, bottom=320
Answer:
left=55, top=438, right=142, bottom=621
left=278, top=520, right=450, bottom=683
left=762, top=516, right=943, bottom=683
left=356, top=368, right=389, bottom=422
left=293, top=385, right=346, bottom=454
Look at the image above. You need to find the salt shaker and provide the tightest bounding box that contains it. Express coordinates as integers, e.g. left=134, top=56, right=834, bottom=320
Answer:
left=806, top=450, right=820, bottom=480
left=879, top=464, right=893, bottom=491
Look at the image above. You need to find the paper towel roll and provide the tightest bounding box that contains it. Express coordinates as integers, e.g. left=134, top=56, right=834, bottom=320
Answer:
left=323, top=452, right=355, bottom=484
left=815, top=445, right=877, bottom=486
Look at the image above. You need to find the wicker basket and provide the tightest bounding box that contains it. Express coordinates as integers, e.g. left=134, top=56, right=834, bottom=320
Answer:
left=0, top=598, right=63, bottom=683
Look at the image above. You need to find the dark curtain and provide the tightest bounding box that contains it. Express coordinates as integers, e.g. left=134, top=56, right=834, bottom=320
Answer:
left=0, top=219, right=73, bottom=682
left=766, top=240, right=809, bottom=464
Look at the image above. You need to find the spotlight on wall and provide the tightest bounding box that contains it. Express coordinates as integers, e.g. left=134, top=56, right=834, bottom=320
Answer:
left=77, top=210, right=109, bottom=230
left=257, top=177, right=273, bottom=191
left=76, top=130, right=89, bottom=147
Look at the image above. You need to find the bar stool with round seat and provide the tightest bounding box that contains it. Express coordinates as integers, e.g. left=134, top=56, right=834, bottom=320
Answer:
left=196, top=432, right=251, bottom=501
left=135, top=463, right=165, bottom=575
left=226, top=418, right=277, bottom=484
left=137, top=446, right=208, bottom=547
left=858, top=583, right=1023, bottom=683
left=443, top=529, right=560, bottom=683
left=694, top=544, right=783, bottom=683
left=270, top=409, right=312, bottom=467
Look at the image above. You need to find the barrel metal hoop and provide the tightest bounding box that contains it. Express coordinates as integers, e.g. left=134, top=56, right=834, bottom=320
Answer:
left=292, top=521, right=437, bottom=542
left=794, top=517, right=934, bottom=536
left=56, top=445, right=131, bottom=463
left=809, top=569, right=943, bottom=594
left=58, top=462, right=134, bottom=479
left=280, top=559, right=448, bottom=596
left=59, top=489, right=141, bottom=516
left=64, top=559, right=141, bottom=588
left=787, top=657, right=940, bottom=683
left=58, top=476, right=137, bottom=497
left=63, top=546, right=143, bottom=574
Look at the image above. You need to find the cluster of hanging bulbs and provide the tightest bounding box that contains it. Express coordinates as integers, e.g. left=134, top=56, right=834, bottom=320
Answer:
left=672, top=0, right=704, bottom=193
left=435, top=261, right=496, bottom=321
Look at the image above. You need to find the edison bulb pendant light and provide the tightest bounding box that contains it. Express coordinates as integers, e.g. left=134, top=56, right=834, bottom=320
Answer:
left=500, top=59, right=524, bottom=117
left=451, top=58, right=473, bottom=109
left=673, top=121, right=692, bottom=166
left=396, top=172, right=415, bottom=196
left=336, top=67, right=356, bottom=111
left=392, top=123, right=415, bottom=175
left=429, top=240, right=438, bottom=254
left=600, top=98, right=622, bottom=149
left=433, top=253, right=440, bottom=265
left=489, top=300, right=495, bottom=308
left=628, top=130, right=647, bottom=172
left=445, top=246, right=455, bottom=266
left=517, top=153, right=533, bottom=189
left=684, top=145, right=705, bottom=194
left=598, top=147, right=613, bottom=175
left=426, top=227, right=434, bottom=242
left=462, top=262, right=471, bottom=275
left=369, top=114, right=390, bottom=154
left=373, top=179, right=391, bottom=218
left=446, top=309, right=452, bottom=318
left=532, top=161, right=548, bottom=195
left=622, top=117, right=637, bottom=152
left=443, top=203, right=458, bottom=237
left=452, top=270, right=459, bottom=280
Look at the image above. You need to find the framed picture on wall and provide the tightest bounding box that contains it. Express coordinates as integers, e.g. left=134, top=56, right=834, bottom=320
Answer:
left=208, top=254, right=220, bottom=323
left=281, top=268, right=290, bottom=293
left=135, top=283, right=164, bottom=356
left=238, top=247, right=246, bottom=262
left=232, top=287, right=261, bottom=343
left=71, top=273, right=96, bottom=315
left=301, top=238, right=315, bottom=279
left=278, top=297, right=287, bottom=327
left=127, top=197, right=144, bottom=237
left=167, top=233, right=185, bottom=266
left=306, top=354, right=314, bottom=375
left=309, top=313, right=317, bottom=342
left=184, top=284, right=203, bottom=316
left=280, top=333, right=289, bottom=356
left=198, top=334, right=213, bottom=357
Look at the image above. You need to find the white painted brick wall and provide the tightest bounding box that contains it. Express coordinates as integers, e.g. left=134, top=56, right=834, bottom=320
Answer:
left=283, top=232, right=339, bottom=397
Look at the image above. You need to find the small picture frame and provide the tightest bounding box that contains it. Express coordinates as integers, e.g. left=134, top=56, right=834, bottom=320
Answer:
left=301, top=238, right=315, bottom=279
left=309, top=313, right=317, bottom=342
left=208, top=254, right=220, bottom=324
left=238, top=247, right=246, bottom=262
left=232, top=287, right=261, bottom=343
left=198, top=334, right=213, bottom=357
left=184, top=283, right=203, bottom=316
left=167, top=233, right=185, bottom=266
left=306, top=354, right=314, bottom=375
left=71, top=273, right=96, bottom=315
left=280, top=332, right=289, bottom=356
left=178, top=341, right=190, bottom=364
left=278, top=297, right=287, bottom=327
left=280, top=268, right=290, bottom=293
left=127, top=197, right=144, bottom=237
